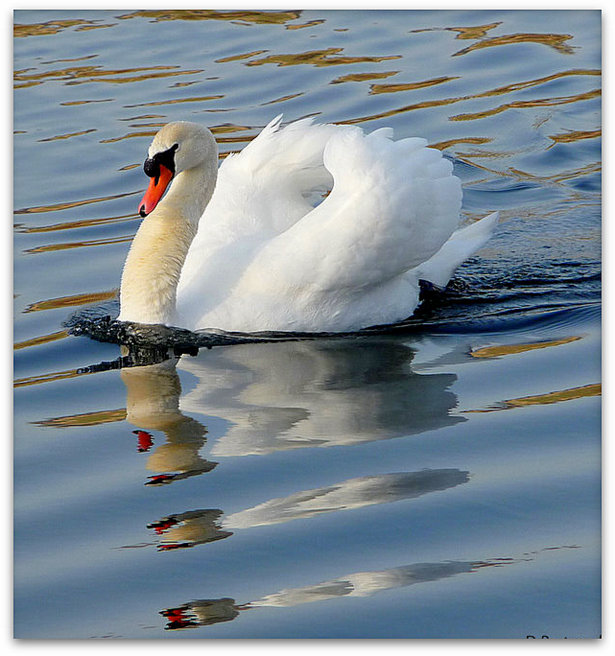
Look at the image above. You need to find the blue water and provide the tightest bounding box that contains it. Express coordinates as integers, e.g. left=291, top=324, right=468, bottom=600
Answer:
left=13, top=9, right=601, bottom=639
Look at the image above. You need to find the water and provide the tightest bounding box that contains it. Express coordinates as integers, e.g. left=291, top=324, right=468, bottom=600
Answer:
left=13, top=9, right=601, bottom=639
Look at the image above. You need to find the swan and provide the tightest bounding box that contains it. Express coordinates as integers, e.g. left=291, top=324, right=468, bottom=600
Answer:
left=118, top=115, right=498, bottom=333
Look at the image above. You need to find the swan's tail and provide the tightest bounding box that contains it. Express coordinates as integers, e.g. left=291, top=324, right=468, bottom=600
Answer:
left=414, top=211, right=499, bottom=288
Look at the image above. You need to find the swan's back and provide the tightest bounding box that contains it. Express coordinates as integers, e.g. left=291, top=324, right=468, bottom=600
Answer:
left=176, top=116, right=469, bottom=333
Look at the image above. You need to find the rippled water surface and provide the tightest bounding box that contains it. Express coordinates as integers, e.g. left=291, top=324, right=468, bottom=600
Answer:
left=13, top=9, right=601, bottom=639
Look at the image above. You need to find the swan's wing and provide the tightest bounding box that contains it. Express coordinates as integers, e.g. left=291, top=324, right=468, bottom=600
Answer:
left=414, top=211, right=499, bottom=288
left=178, top=115, right=345, bottom=304
left=198, top=115, right=344, bottom=237
left=245, top=126, right=462, bottom=292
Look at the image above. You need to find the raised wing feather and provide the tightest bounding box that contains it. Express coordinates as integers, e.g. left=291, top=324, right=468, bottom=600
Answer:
left=195, top=115, right=343, bottom=237
left=241, top=125, right=462, bottom=292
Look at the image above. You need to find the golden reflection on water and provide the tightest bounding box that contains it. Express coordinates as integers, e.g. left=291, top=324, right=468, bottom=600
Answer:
left=14, top=191, right=137, bottom=215
left=450, top=88, right=601, bottom=122
left=24, top=234, right=133, bottom=255
left=24, top=289, right=117, bottom=314
left=37, top=129, right=97, bottom=142
left=453, top=32, right=575, bottom=57
left=454, top=149, right=508, bottom=162
left=14, top=18, right=115, bottom=38
left=172, top=80, right=205, bottom=89
left=14, top=329, right=69, bottom=350
left=35, top=408, right=127, bottom=427
left=369, top=75, right=460, bottom=95
left=470, top=336, right=582, bottom=358
left=448, top=22, right=502, bottom=40
left=344, top=97, right=460, bottom=126
left=548, top=129, right=601, bottom=145
left=43, top=54, right=99, bottom=65
left=13, top=9, right=305, bottom=40
left=14, top=64, right=204, bottom=88
left=263, top=92, right=305, bottom=106
left=100, top=131, right=160, bottom=143
left=15, top=212, right=137, bottom=235
left=409, top=23, right=576, bottom=56
left=210, top=123, right=253, bottom=135
left=123, top=95, right=224, bottom=108
left=215, top=50, right=269, bottom=64
left=483, top=68, right=599, bottom=96
left=331, top=70, right=399, bottom=84
left=60, top=98, right=114, bottom=106
left=91, top=69, right=204, bottom=86
left=116, top=9, right=302, bottom=25
left=467, top=383, right=601, bottom=413
left=286, top=19, right=326, bottom=31
left=245, top=48, right=402, bottom=68
left=120, top=113, right=166, bottom=121
left=121, top=122, right=164, bottom=129
left=429, top=136, right=492, bottom=151
left=411, top=21, right=502, bottom=40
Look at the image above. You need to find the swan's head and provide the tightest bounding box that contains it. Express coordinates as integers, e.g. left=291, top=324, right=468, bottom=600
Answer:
left=139, top=121, right=217, bottom=217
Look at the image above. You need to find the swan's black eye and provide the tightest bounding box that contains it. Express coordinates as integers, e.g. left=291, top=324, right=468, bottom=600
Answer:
left=143, top=143, right=178, bottom=180
left=143, top=157, right=159, bottom=179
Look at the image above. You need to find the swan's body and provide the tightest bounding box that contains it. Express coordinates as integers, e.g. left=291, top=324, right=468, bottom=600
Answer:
left=118, top=115, right=497, bottom=332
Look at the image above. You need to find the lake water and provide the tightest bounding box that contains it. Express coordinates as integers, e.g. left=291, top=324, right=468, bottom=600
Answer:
left=13, top=9, right=601, bottom=639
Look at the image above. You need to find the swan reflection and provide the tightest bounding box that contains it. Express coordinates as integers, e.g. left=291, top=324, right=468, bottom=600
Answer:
left=177, top=337, right=466, bottom=456
left=148, top=509, right=232, bottom=550
left=159, top=558, right=510, bottom=630
left=147, top=468, right=469, bottom=550
left=117, top=336, right=467, bottom=484
left=120, top=357, right=216, bottom=484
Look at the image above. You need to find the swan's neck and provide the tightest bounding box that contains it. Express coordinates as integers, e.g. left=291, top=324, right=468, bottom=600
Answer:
left=119, top=161, right=217, bottom=325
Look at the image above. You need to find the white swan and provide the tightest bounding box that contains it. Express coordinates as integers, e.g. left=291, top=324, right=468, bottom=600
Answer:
left=118, top=115, right=498, bottom=333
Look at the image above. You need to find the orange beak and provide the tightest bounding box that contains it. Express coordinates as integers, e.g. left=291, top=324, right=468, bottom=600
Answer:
left=139, top=163, right=173, bottom=217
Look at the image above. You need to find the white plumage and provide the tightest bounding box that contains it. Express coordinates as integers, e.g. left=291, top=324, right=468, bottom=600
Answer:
left=118, top=115, right=497, bottom=332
